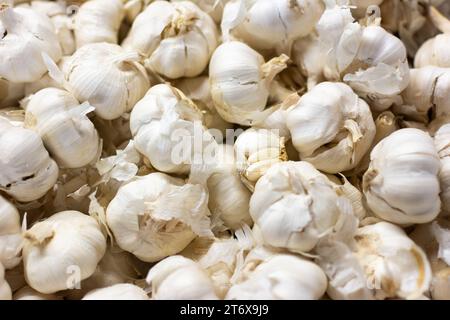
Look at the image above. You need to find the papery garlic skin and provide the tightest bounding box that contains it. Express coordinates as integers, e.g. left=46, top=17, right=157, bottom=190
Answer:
left=64, top=43, right=150, bottom=120
left=250, top=161, right=354, bottom=253
left=146, top=255, right=219, bottom=300
left=0, top=119, right=59, bottom=202
left=122, top=1, right=218, bottom=79
left=0, top=4, right=62, bottom=83
left=350, top=0, right=384, bottom=18
left=209, top=41, right=288, bottom=126
left=287, top=82, right=375, bottom=173
left=415, top=34, right=450, bottom=68
left=82, top=283, right=149, bottom=300
left=221, top=0, right=323, bottom=51
left=363, top=128, right=441, bottom=224
left=434, top=124, right=450, bottom=216
left=23, top=210, right=106, bottom=294
left=24, top=88, right=100, bottom=169
left=74, top=0, right=124, bottom=48
left=106, top=172, right=212, bottom=262
left=0, top=263, right=11, bottom=300
left=13, top=286, right=61, bottom=300
left=0, top=196, right=22, bottom=269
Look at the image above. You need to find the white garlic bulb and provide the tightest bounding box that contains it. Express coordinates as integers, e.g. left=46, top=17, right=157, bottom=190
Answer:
left=0, top=79, right=25, bottom=108
left=106, top=172, right=212, bottom=262
left=122, top=1, right=219, bottom=79
left=0, top=4, right=62, bottom=82
left=234, top=128, right=287, bottom=191
left=13, top=286, right=61, bottom=300
left=363, top=128, right=441, bottom=224
left=221, top=0, right=323, bottom=51
left=227, top=247, right=327, bottom=300
left=130, top=84, right=210, bottom=175
left=209, top=41, right=289, bottom=126
left=63, top=42, right=149, bottom=120
left=0, top=118, right=59, bottom=202
left=74, top=0, right=124, bottom=49
left=82, top=283, right=149, bottom=300
left=287, top=82, right=375, bottom=173
left=434, top=124, right=450, bottom=216
left=146, top=255, right=219, bottom=299
left=250, top=161, right=355, bottom=253
left=23, top=88, right=100, bottom=169
left=208, top=145, right=252, bottom=230
left=173, top=0, right=229, bottom=23
left=0, top=263, right=11, bottom=300
left=23, top=210, right=106, bottom=294
left=0, top=195, right=22, bottom=269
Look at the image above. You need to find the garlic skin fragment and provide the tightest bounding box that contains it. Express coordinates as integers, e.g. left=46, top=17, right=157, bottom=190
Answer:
left=0, top=118, right=59, bottom=202
left=434, top=124, right=450, bottom=216
left=23, top=88, right=100, bottom=169
left=0, top=196, right=22, bottom=270
left=146, top=255, right=219, bottom=300
left=13, top=286, right=61, bottom=300
left=209, top=41, right=288, bottom=126
left=250, top=161, right=354, bottom=253
left=82, top=283, right=149, bottom=300
left=287, top=82, right=375, bottom=173
left=221, top=0, right=323, bottom=51
left=363, top=128, right=441, bottom=224
left=64, top=43, right=150, bottom=120
left=0, top=4, right=62, bottom=83
left=22, top=210, right=107, bottom=294
left=122, top=1, right=219, bottom=79
left=106, top=172, right=212, bottom=262
left=0, top=263, right=11, bottom=300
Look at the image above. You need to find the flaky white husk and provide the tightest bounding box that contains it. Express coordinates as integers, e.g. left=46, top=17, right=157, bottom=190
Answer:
left=0, top=79, right=25, bottom=108
left=0, top=118, right=59, bottom=202
left=434, top=124, right=450, bottom=216
left=287, top=82, right=375, bottom=173
left=317, top=222, right=431, bottom=300
left=250, top=161, right=356, bottom=253
left=146, top=255, right=219, bottom=299
left=316, top=2, right=409, bottom=111
left=73, top=0, right=124, bottom=48
left=207, top=145, right=252, bottom=230
left=130, top=84, right=213, bottom=175
left=122, top=1, right=218, bottom=79
left=13, top=286, right=61, bottom=300
left=221, top=0, right=323, bottom=51
left=63, top=43, right=150, bottom=120
left=23, top=210, right=107, bottom=294
left=395, top=67, right=450, bottom=123
left=363, top=128, right=441, bottom=224
left=0, top=263, right=11, bottom=300
left=106, top=172, right=212, bottom=262
left=350, top=0, right=384, bottom=18
left=23, top=88, right=100, bottom=169
left=0, top=4, right=62, bottom=83
left=0, top=196, right=22, bottom=270
left=82, top=283, right=149, bottom=300
left=226, top=246, right=327, bottom=300
left=209, top=41, right=289, bottom=126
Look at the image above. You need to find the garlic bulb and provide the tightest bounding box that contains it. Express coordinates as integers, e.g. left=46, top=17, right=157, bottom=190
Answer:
left=363, top=128, right=441, bottom=224
left=434, top=124, right=450, bottom=216
left=209, top=41, right=289, bottom=125
left=23, top=210, right=107, bottom=294
left=122, top=1, right=219, bottom=79
left=415, top=6, right=450, bottom=68
left=0, top=79, right=25, bottom=108
left=106, top=172, right=212, bottom=262
left=287, top=82, right=375, bottom=173
left=0, top=263, right=11, bottom=300
left=207, top=145, right=252, bottom=230
left=130, top=84, right=215, bottom=175
left=317, top=221, right=431, bottom=300
left=250, top=161, right=355, bottom=253
left=23, top=88, right=100, bottom=169
left=227, top=247, right=327, bottom=300
left=221, top=0, right=323, bottom=51
left=0, top=195, right=22, bottom=269
left=173, top=0, right=229, bottom=23
left=13, top=286, right=61, bottom=300
left=82, top=283, right=149, bottom=300
left=63, top=43, right=150, bottom=120
left=317, top=3, right=409, bottom=111
left=0, top=118, right=59, bottom=202
left=146, top=255, right=219, bottom=299
left=234, top=128, right=287, bottom=192
left=74, top=0, right=124, bottom=48
left=0, top=4, right=62, bottom=83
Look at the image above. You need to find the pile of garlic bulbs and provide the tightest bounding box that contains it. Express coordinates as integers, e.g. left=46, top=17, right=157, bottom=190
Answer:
left=1, top=0, right=450, bottom=301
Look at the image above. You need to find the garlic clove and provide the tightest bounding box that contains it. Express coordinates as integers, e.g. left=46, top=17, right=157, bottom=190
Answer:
left=82, top=283, right=149, bottom=300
